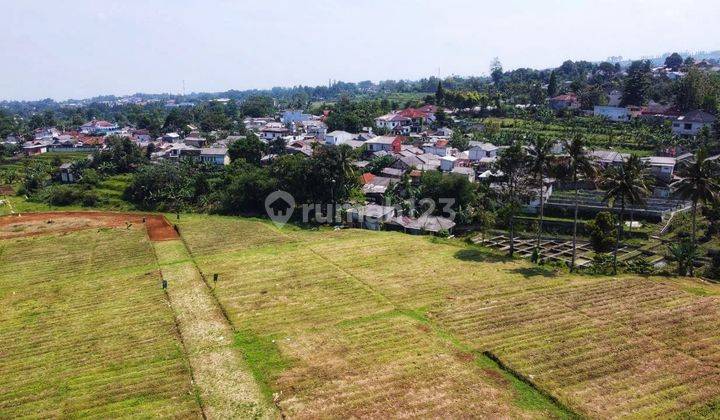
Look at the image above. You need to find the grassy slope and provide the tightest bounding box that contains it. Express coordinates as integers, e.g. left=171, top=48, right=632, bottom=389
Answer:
left=0, top=227, right=201, bottom=418
left=176, top=214, right=720, bottom=418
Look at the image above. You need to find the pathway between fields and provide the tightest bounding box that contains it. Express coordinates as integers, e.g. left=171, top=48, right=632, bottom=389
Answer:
left=150, top=233, right=275, bottom=419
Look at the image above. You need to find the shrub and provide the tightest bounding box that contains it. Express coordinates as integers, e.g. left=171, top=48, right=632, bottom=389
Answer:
left=81, top=191, right=99, bottom=207
left=588, top=212, right=617, bottom=253
left=45, top=185, right=81, bottom=206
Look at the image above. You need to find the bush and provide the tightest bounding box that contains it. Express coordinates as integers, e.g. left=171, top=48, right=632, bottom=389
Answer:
left=45, top=185, right=82, bottom=206
left=588, top=212, right=617, bottom=253
left=81, top=191, right=99, bottom=207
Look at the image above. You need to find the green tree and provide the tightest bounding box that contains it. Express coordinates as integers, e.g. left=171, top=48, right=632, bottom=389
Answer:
left=671, top=148, right=720, bottom=276
left=601, top=155, right=652, bottom=274
left=493, top=141, right=530, bottom=257
left=667, top=240, right=700, bottom=276
left=449, top=130, right=469, bottom=151
left=435, top=81, right=445, bottom=106
left=621, top=61, right=651, bottom=106
left=547, top=70, right=558, bottom=98
left=228, top=132, right=267, bottom=165
left=563, top=134, right=598, bottom=271
left=241, top=96, right=275, bottom=118
left=527, top=135, right=554, bottom=260
left=588, top=212, right=617, bottom=253
left=664, top=53, right=683, bottom=71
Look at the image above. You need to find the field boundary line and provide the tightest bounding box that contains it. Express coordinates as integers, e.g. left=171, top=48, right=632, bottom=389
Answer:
left=156, top=223, right=278, bottom=419
left=303, top=242, right=577, bottom=418
left=145, top=227, right=208, bottom=420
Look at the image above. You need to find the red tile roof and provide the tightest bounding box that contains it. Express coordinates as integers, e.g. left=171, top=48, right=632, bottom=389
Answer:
left=359, top=172, right=375, bottom=185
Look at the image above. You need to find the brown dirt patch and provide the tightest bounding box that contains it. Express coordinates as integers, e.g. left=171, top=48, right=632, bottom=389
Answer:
left=0, top=185, right=13, bottom=195
left=146, top=215, right=179, bottom=241
left=0, top=211, right=177, bottom=241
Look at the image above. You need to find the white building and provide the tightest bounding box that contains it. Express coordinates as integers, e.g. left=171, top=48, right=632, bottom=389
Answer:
left=375, top=113, right=410, bottom=131
left=324, top=130, right=354, bottom=146
left=440, top=155, right=457, bottom=172
left=199, top=148, right=230, bottom=165
left=594, top=106, right=630, bottom=122
left=672, top=110, right=716, bottom=138
left=260, top=123, right=290, bottom=141
left=280, top=110, right=312, bottom=125
left=642, top=156, right=676, bottom=181
left=468, top=141, right=498, bottom=161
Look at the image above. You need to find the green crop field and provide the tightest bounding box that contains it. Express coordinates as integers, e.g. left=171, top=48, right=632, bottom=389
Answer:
left=3, top=212, right=720, bottom=418
left=0, top=225, right=201, bottom=417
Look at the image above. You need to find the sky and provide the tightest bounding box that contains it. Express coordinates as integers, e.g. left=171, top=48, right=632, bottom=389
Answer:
left=1, top=0, right=719, bottom=101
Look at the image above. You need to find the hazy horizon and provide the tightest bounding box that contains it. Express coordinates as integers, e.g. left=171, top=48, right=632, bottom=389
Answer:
left=2, top=0, right=719, bottom=102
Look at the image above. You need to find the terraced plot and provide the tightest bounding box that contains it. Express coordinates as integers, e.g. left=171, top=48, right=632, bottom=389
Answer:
left=179, top=216, right=575, bottom=418
left=178, top=215, right=720, bottom=419
left=0, top=226, right=201, bottom=418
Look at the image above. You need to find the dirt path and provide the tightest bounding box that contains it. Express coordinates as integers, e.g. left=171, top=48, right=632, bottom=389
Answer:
left=151, top=239, right=275, bottom=419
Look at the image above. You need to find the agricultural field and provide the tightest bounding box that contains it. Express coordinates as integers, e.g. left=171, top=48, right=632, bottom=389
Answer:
left=0, top=216, right=201, bottom=417
left=478, top=117, right=661, bottom=155
left=176, top=214, right=720, bottom=418
left=3, top=211, right=720, bottom=418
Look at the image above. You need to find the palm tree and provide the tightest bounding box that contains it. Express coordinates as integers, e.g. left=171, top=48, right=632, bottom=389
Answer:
left=602, top=155, right=652, bottom=275
left=671, top=148, right=720, bottom=276
left=563, top=134, right=598, bottom=272
left=527, top=135, right=554, bottom=261
left=494, top=141, right=530, bottom=257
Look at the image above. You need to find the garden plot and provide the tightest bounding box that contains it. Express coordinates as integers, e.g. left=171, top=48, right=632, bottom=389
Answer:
left=0, top=227, right=200, bottom=418
left=478, top=234, right=608, bottom=267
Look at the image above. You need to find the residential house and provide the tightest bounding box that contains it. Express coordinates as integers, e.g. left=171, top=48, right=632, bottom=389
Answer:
left=365, top=135, right=402, bottom=153
left=184, top=135, right=208, bottom=148
left=22, top=140, right=51, bottom=155
left=346, top=204, right=396, bottom=230
left=642, top=156, right=676, bottom=182
left=280, top=110, right=313, bottom=125
left=132, top=129, right=152, bottom=143
left=440, top=155, right=457, bottom=172
left=198, top=147, right=230, bottom=165
left=549, top=93, right=580, bottom=111
left=468, top=141, right=498, bottom=161
left=423, top=139, right=450, bottom=157
left=164, top=143, right=201, bottom=159
left=375, top=113, right=411, bottom=131
left=672, top=110, right=716, bottom=137
left=80, top=120, right=120, bottom=135
left=162, top=132, right=181, bottom=143
left=361, top=175, right=394, bottom=203
left=325, top=130, right=354, bottom=146
left=380, top=167, right=404, bottom=179
left=260, top=123, right=290, bottom=141
left=594, top=106, right=630, bottom=122
left=589, top=150, right=629, bottom=167
left=301, top=120, right=327, bottom=140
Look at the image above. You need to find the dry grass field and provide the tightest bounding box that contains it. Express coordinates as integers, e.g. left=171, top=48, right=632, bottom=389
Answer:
left=0, top=223, right=201, bottom=417
left=3, top=211, right=720, bottom=418
left=176, top=214, right=720, bottom=419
